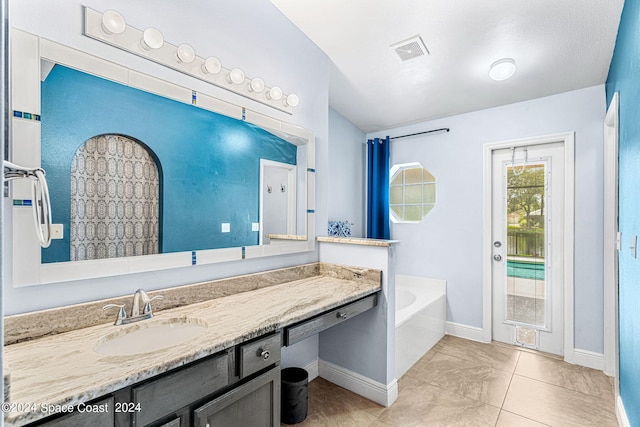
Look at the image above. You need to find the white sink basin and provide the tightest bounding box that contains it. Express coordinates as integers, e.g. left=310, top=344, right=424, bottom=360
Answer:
left=94, top=318, right=208, bottom=356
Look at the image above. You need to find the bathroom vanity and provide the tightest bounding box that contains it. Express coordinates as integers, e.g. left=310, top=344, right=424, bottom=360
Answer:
left=34, top=332, right=283, bottom=427
left=3, top=263, right=380, bottom=427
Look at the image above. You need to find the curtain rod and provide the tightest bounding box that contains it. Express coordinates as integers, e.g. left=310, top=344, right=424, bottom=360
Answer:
left=389, top=127, right=450, bottom=140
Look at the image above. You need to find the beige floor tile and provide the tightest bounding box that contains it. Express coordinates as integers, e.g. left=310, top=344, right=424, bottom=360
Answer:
left=376, top=380, right=500, bottom=427
left=403, top=345, right=439, bottom=378
left=496, top=410, right=550, bottom=426
left=502, top=375, right=618, bottom=427
left=397, top=373, right=424, bottom=392
left=292, top=339, right=616, bottom=427
left=281, top=378, right=383, bottom=427
left=515, top=351, right=615, bottom=400
left=286, top=409, right=377, bottom=427
left=435, top=335, right=521, bottom=372
left=413, top=352, right=513, bottom=407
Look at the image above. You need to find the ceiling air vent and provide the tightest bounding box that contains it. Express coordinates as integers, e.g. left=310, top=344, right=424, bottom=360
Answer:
left=391, top=35, right=429, bottom=62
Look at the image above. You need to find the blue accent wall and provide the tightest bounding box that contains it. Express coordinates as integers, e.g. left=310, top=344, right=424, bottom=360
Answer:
left=606, top=1, right=640, bottom=424
left=41, top=65, right=296, bottom=263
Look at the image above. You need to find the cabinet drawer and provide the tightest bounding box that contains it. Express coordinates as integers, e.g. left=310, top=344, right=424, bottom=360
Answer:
left=239, top=332, right=281, bottom=379
left=284, top=294, right=377, bottom=346
left=133, top=352, right=229, bottom=426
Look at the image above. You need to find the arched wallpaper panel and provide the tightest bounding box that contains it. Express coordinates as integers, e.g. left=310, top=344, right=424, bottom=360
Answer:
left=70, top=134, right=160, bottom=261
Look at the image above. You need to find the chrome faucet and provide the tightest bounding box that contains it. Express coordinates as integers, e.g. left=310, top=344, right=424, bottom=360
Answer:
left=103, top=289, right=164, bottom=325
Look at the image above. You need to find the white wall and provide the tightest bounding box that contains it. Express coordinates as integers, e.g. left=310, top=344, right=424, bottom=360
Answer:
left=367, top=85, right=606, bottom=354
left=327, top=108, right=365, bottom=237
left=5, top=0, right=329, bottom=314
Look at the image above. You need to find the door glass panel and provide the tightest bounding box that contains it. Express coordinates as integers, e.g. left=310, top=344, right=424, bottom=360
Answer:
left=505, top=163, right=546, bottom=328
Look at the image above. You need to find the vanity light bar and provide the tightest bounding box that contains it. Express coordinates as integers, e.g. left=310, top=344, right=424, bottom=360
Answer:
left=83, top=7, right=298, bottom=114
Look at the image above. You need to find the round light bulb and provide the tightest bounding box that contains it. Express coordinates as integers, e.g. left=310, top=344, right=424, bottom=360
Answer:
left=101, top=10, right=126, bottom=35
left=176, top=43, right=196, bottom=63
left=489, top=58, right=516, bottom=81
left=227, top=68, right=245, bottom=85
left=266, top=86, right=283, bottom=101
left=248, top=78, right=265, bottom=93
left=284, top=93, right=300, bottom=107
left=141, top=27, right=164, bottom=50
left=201, top=57, right=222, bottom=74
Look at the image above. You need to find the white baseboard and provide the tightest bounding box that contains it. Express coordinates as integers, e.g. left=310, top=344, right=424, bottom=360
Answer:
left=445, top=321, right=485, bottom=342
left=572, top=348, right=604, bottom=371
left=617, top=395, right=630, bottom=427
left=303, top=359, right=319, bottom=382
left=318, top=359, right=398, bottom=407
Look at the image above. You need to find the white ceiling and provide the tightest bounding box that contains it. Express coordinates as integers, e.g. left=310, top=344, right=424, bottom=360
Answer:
left=271, top=0, right=624, bottom=133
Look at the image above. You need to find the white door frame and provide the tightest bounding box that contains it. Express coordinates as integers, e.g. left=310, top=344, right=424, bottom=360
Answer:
left=603, top=92, right=619, bottom=380
left=259, top=159, right=297, bottom=245
left=482, top=132, right=575, bottom=362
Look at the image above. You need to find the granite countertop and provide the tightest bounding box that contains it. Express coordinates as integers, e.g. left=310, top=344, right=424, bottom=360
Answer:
left=4, top=271, right=381, bottom=426
left=266, top=234, right=307, bottom=241
left=317, top=236, right=401, bottom=246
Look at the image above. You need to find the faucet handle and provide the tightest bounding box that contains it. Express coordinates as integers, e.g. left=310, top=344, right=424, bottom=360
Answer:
left=143, top=295, right=164, bottom=315
left=103, top=304, right=127, bottom=325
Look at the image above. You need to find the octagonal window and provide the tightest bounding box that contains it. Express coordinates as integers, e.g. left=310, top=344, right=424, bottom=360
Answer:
left=390, top=163, right=436, bottom=223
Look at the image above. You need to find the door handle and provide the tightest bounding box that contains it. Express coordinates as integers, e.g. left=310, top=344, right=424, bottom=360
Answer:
left=493, top=254, right=502, bottom=261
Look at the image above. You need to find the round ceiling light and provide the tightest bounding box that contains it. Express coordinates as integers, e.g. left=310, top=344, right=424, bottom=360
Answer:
left=489, top=58, right=517, bottom=81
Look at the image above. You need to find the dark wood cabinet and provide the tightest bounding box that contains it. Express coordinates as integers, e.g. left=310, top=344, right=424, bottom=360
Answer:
left=193, top=367, right=280, bottom=427
left=132, top=352, right=229, bottom=427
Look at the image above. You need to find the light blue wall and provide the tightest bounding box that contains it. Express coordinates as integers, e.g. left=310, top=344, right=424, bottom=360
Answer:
left=41, top=65, right=296, bottom=262
left=327, top=108, right=365, bottom=237
left=6, top=0, right=329, bottom=315
left=366, top=85, right=606, bottom=353
left=606, top=0, right=640, bottom=423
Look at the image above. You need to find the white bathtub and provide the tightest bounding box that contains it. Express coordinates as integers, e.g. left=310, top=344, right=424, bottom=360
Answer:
left=395, top=275, right=446, bottom=379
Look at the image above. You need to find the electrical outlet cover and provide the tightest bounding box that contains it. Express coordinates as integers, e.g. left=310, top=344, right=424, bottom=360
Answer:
left=252, top=222, right=260, bottom=232
left=50, top=224, right=64, bottom=239
left=221, top=223, right=230, bottom=233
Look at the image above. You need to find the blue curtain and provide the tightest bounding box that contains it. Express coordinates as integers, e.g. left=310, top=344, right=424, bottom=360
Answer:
left=366, top=136, right=390, bottom=239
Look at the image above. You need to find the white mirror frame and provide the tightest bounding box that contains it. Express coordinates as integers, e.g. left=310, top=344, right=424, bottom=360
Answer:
left=9, top=29, right=315, bottom=287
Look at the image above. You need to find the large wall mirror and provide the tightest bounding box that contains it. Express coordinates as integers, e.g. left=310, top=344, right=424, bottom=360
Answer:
left=9, top=29, right=316, bottom=287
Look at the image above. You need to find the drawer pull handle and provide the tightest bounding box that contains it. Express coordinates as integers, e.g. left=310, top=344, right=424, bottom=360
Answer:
left=259, top=349, right=271, bottom=360
left=337, top=312, right=348, bottom=319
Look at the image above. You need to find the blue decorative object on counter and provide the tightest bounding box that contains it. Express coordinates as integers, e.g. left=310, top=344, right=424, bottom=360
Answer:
left=328, top=220, right=352, bottom=237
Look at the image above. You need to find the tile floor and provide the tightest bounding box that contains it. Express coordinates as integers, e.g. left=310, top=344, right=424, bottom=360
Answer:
left=283, top=335, right=617, bottom=427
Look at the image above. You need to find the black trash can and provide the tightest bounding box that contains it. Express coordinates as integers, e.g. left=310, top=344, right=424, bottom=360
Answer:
left=281, top=367, right=308, bottom=424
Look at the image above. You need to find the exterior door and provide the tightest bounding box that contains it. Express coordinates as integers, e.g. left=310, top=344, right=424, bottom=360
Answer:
left=491, top=142, right=565, bottom=355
